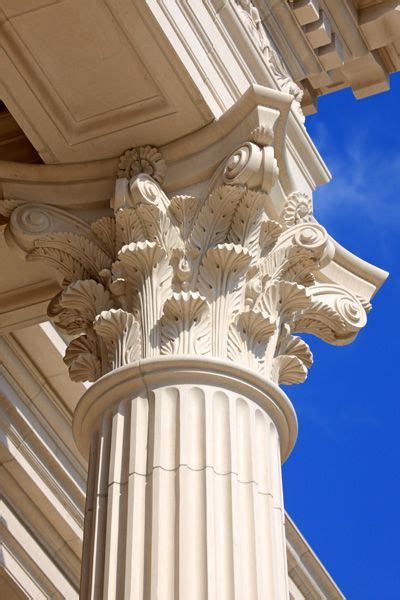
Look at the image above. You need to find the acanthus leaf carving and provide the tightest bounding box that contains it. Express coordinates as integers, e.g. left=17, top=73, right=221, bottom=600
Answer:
left=63, top=334, right=101, bottom=383
left=169, top=194, right=199, bottom=242
left=160, top=291, right=210, bottom=356
left=272, top=355, right=308, bottom=385
left=94, top=309, right=141, bottom=372
left=258, top=221, right=335, bottom=287
left=116, top=240, right=172, bottom=356
left=198, top=243, right=251, bottom=356
left=120, top=175, right=181, bottom=252
left=271, top=323, right=313, bottom=384
left=259, top=218, right=283, bottom=256
left=3, top=144, right=370, bottom=384
left=115, top=208, right=146, bottom=247
left=91, top=217, right=116, bottom=259
left=228, top=189, right=268, bottom=262
left=293, top=284, right=367, bottom=345
left=276, top=325, right=313, bottom=370
left=189, top=184, right=245, bottom=261
left=228, top=309, right=276, bottom=372
left=55, top=280, right=114, bottom=336
left=255, top=280, right=311, bottom=322
left=60, top=280, right=113, bottom=320
left=29, top=232, right=112, bottom=286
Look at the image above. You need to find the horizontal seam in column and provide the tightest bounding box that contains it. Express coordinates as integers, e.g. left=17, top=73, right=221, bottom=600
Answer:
left=98, top=464, right=275, bottom=494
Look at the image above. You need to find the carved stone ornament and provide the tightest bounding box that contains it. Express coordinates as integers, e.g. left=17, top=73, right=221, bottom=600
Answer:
left=3, top=141, right=368, bottom=385
left=234, top=0, right=305, bottom=122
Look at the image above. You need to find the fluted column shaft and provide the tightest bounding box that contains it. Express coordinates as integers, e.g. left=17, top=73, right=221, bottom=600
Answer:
left=74, top=358, right=297, bottom=600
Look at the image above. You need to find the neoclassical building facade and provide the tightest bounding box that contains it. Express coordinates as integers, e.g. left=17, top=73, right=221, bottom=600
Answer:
left=0, top=1, right=398, bottom=598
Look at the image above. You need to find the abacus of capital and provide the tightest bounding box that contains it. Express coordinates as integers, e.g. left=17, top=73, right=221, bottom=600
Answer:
left=2, top=88, right=375, bottom=599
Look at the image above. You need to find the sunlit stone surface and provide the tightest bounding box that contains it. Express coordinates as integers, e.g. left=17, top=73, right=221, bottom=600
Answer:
left=0, top=1, right=395, bottom=598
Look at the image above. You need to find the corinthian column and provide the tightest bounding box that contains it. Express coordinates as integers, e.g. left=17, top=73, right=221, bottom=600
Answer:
left=2, top=115, right=371, bottom=598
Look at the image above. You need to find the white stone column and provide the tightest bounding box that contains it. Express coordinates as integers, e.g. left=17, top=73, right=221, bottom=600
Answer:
left=74, top=358, right=296, bottom=600
left=3, top=133, right=370, bottom=600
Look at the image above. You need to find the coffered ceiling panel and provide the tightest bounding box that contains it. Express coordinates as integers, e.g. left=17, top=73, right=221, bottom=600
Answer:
left=10, top=0, right=161, bottom=122
left=0, top=0, right=214, bottom=162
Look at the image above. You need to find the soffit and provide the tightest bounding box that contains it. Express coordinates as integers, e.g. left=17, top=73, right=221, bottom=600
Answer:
left=0, top=0, right=215, bottom=163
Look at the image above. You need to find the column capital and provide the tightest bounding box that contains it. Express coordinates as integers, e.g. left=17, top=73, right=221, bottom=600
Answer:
left=2, top=135, right=368, bottom=388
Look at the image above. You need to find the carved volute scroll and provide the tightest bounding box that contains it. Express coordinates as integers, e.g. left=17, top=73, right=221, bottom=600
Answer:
left=2, top=140, right=368, bottom=385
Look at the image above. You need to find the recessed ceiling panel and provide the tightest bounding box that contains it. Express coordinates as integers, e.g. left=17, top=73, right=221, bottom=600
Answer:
left=10, top=0, right=161, bottom=123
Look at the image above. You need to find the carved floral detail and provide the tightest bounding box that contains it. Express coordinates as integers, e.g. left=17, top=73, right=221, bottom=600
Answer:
left=161, top=292, right=210, bottom=356
left=4, top=145, right=368, bottom=384
left=228, top=310, right=275, bottom=372
left=117, top=146, right=167, bottom=184
left=234, top=0, right=305, bottom=122
left=64, top=334, right=101, bottom=383
left=281, top=192, right=312, bottom=228
left=94, top=309, right=141, bottom=371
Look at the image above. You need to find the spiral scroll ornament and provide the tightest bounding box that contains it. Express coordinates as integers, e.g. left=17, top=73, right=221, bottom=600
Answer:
left=335, top=295, right=367, bottom=329
left=11, top=204, right=52, bottom=235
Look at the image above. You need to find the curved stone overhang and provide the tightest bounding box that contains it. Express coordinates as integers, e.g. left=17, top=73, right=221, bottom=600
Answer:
left=0, top=85, right=388, bottom=333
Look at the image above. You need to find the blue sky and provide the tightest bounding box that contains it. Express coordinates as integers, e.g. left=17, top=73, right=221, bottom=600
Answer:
left=283, top=72, right=400, bottom=599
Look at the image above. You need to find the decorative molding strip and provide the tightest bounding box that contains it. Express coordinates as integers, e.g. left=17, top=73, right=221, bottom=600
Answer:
left=234, top=0, right=305, bottom=121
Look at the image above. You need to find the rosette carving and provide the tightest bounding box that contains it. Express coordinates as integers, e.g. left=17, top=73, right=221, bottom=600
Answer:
left=117, top=146, right=166, bottom=184
left=281, top=192, right=312, bottom=228
left=4, top=144, right=369, bottom=384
